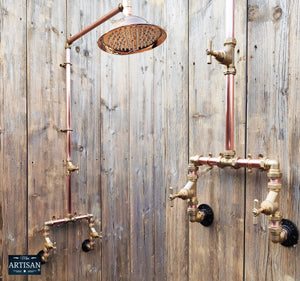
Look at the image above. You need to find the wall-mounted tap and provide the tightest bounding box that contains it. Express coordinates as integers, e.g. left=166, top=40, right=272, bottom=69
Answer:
left=252, top=161, right=299, bottom=247
left=169, top=163, right=214, bottom=227
left=206, top=38, right=236, bottom=75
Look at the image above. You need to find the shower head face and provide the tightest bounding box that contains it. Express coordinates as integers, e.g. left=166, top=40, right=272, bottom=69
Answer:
left=98, top=15, right=167, bottom=55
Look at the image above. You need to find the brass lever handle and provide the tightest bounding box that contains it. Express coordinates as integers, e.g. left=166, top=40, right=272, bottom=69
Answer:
left=169, top=187, right=174, bottom=207
left=206, top=40, right=212, bottom=64
left=252, top=199, right=264, bottom=224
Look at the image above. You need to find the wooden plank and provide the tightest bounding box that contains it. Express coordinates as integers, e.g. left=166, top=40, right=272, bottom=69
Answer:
left=27, top=0, right=67, bottom=280
left=246, top=1, right=300, bottom=280
left=100, top=3, right=130, bottom=281
left=66, top=0, right=103, bottom=280
left=128, top=0, right=166, bottom=280
left=0, top=1, right=27, bottom=280
left=164, top=0, right=189, bottom=280
left=189, top=0, right=246, bottom=280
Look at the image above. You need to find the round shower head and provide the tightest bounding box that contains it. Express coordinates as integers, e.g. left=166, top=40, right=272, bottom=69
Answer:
left=98, top=15, right=167, bottom=55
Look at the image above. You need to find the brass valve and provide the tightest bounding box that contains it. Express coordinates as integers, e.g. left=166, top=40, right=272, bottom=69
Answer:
left=206, top=38, right=236, bottom=75
left=66, top=159, right=79, bottom=175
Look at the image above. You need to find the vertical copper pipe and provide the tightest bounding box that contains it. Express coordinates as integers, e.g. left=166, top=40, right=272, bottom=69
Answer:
left=225, top=74, right=234, bottom=150
left=226, top=0, right=234, bottom=38
left=225, top=0, right=235, bottom=151
left=66, top=47, right=72, bottom=214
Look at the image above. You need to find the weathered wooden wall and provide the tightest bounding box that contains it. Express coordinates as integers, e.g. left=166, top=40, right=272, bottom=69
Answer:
left=0, top=0, right=299, bottom=280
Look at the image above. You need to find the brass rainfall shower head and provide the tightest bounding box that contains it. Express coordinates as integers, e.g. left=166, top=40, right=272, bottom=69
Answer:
left=98, top=4, right=167, bottom=55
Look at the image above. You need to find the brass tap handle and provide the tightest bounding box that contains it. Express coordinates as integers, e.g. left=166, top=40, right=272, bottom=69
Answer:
left=252, top=199, right=264, bottom=224
left=207, top=40, right=212, bottom=64
left=169, top=187, right=174, bottom=207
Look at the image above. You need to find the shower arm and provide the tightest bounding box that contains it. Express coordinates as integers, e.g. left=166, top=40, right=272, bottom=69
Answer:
left=67, top=4, right=124, bottom=46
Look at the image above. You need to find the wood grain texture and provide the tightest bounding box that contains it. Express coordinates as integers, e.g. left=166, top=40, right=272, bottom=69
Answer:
left=1, top=0, right=300, bottom=280
left=189, top=0, right=247, bottom=280
left=0, top=1, right=27, bottom=280
left=246, top=1, right=300, bottom=280
left=100, top=3, right=131, bottom=281
left=164, top=0, right=189, bottom=281
left=27, top=0, right=67, bottom=280
left=128, top=1, right=166, bottom=280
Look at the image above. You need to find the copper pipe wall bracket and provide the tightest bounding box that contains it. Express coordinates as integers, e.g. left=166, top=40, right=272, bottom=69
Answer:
left=206, top=37, right=236, bottom=75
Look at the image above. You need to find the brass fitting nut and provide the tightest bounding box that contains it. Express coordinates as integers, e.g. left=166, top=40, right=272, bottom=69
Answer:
left=187, top=174, right=198, bottom=182
left=267, top=182, right=282, bottom=192
left=223, top=150, right=235, bottom=159
left=267, top=169, right=282, bottom=179
left=224, top=37, right=237, bottom=46
left=189, top=155, right=201, bottom=165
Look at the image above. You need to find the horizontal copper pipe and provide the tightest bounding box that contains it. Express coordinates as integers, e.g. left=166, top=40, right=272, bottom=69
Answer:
left=194, top=156, right=263, bottom=169
left=67, top=4, right=123, bottom=45
left=44, top=214, right=92, bottom=226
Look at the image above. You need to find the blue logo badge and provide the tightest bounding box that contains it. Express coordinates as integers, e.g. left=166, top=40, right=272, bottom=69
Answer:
left=8, top=255, right=41, bottom=275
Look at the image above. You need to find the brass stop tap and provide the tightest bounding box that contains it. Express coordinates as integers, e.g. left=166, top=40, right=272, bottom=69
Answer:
left=169, top=162, right=214, bottom=227
left=206, top=38, right=236, bottom=75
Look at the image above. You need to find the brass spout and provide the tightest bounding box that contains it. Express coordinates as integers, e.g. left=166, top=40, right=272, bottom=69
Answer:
left=188, top=204, right=205, bottom=223
left=38, top=225, right=56, bottom=263
left=268, top=214, right=287, bottom=244
left=206, top=38, right=236, bottom=75
left=66, top=159, right=79, bottom=175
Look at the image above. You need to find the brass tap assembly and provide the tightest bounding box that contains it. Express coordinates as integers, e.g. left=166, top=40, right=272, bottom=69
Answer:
left=169, top=163, right=214, bottom=227
left=186, top=152, right=298, bottom=246
left=252, top=162, right=298, bottom=246
left=38, top=214, right=102, bottom=263
left=66, top=159, right=79, bottom=175
left=206, top=38, right=236, bottom=75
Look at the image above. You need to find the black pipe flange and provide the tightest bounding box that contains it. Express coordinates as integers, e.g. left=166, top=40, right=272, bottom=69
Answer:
left=198, top=204, right=214, bottom=227
left=281, top=219, right=299, bottom=247
left=82, top=239, right=92, bottom=252
left=37, top=250, right=46, bottom=264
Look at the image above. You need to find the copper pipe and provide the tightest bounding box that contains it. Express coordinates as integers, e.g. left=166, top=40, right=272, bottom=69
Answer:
left=193, top=155, right=265, bottom=170
left=65, top=47, right=72, bottom=214
left=226, top=0, right=234, bottom=38
left=225, top=0, right=235, bottom=151
left=67, top=4, right=123, bottom=45
left=44, top=214, right=92, bottom=226
left=66, top=48, right=71, bottom=161
left=225, top=74, right=234, bottom=150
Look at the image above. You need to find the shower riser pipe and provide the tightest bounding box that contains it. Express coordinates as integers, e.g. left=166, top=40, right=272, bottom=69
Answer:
left=66, top=47, right=72, bottom=215
left=225, top=0, right=235, bottom=151
left=226, top=74, right=234, bottom=151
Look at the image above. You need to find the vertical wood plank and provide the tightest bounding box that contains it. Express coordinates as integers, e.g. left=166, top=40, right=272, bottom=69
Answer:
left=246, top=1, right=300, bottom=280
left=100, top=3, right=130, bottom=281
left=128, top=0, right=166, bottom=280
left=164, top=0, right=189, bottom=281
left=0, top=1, right=27, bottom=280
left=66, top=0, right=103, bottom=280
left=27, top=0, right=67, bottom=280
left=189, top=0, right=246, bottom=280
